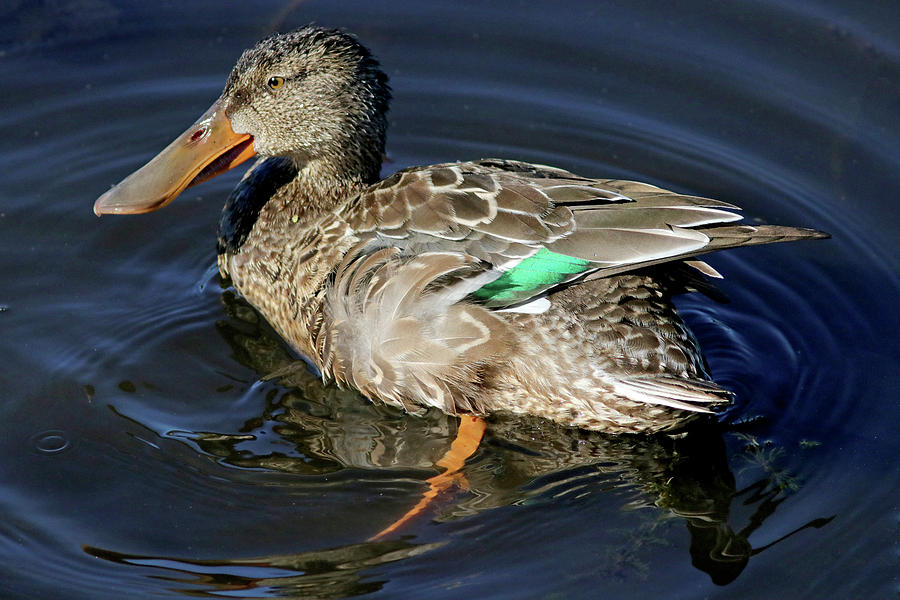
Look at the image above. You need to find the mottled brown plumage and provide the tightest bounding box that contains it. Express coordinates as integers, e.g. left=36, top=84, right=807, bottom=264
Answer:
left=94, top=26, right=828, bottom=433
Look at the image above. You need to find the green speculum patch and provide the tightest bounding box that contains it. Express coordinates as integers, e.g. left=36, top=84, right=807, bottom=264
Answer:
left=472, top=248, right=592, bottom=303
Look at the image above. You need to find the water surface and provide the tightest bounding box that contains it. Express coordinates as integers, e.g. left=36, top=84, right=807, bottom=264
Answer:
left=1, top=1, right=898, bottom=598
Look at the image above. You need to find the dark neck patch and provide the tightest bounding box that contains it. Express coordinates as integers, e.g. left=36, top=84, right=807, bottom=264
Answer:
left=217, top=157, right=298, bottom=254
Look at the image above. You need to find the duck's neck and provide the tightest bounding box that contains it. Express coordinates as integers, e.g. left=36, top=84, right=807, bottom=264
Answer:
left=216, top=153, right=377, bottom=361
left=287, top=154, right=374, bottom=217
left=216, top=153, right=377, bottom=256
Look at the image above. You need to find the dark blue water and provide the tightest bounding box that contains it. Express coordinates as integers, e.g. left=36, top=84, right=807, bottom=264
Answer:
left=1, top=1, right=898, bottom=598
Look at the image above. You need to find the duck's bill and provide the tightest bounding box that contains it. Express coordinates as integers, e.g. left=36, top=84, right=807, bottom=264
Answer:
left=93, top=100, right=256, bottom=216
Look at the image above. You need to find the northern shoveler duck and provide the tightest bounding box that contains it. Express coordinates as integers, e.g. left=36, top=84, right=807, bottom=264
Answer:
left=94, top=26, right=826, bottom=535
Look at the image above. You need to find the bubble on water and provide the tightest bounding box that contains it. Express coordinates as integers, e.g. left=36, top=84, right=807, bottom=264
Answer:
left=31, top=430, right=71, bottom=454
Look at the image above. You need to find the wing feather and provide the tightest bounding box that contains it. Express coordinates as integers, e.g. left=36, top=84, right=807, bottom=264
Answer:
left=342, top=159, right=827, bottom=308
left=318, top=250, right=513, bottom=414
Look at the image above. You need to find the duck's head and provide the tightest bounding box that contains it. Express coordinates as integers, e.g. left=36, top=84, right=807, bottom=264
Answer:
left=94, top=26, right=390, bottom=216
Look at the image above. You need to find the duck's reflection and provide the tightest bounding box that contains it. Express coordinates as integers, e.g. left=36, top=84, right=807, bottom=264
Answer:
left=84, top=290, right=833, bottom=595
left=84, top=538, right=441, bottom=599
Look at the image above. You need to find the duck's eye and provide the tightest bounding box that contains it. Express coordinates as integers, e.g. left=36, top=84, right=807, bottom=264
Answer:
left=267, top=76, right=285, bottom=90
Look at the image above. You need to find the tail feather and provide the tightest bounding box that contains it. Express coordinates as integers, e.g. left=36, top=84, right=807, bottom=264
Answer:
left=701, top=224, right=830, bottom=250
left=588, top=225, right=828, bottom=280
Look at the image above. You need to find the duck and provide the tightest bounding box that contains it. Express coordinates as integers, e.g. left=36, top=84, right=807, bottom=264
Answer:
left=93, top=27, right=826, bottom=531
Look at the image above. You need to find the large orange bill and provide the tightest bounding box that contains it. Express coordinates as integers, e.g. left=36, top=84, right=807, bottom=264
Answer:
left=94, top=100, right=256, bottom=216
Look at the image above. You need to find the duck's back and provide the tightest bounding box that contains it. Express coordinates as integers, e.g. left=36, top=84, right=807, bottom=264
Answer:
left=266, top=159, right=823, bottom=432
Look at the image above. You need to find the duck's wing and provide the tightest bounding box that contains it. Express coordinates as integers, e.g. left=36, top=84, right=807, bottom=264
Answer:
left=344, top=159, right=827, bottom=309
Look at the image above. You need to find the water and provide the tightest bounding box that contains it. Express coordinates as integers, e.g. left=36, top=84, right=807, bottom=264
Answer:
left=1, top=1, right=898, bottom=598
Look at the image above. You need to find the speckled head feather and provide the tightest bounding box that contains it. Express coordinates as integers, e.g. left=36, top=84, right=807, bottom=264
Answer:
left=222, top=26, right=391, bottom=183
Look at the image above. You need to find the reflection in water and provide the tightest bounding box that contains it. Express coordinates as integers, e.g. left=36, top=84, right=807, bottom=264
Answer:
left=84, top=539, right=442, bottom=599
left=84, top=290, right=833, bottom=594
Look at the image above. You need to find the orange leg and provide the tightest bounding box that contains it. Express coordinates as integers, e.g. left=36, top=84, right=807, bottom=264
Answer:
left=369, top=415, right=486, bottom=540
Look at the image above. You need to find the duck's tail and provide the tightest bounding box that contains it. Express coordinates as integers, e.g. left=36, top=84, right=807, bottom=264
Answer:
left=590, top=225, right=829, bottom=279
